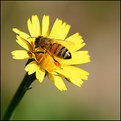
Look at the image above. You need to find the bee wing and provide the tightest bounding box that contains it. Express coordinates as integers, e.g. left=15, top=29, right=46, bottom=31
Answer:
left=51, top=39, right=74, bottom=51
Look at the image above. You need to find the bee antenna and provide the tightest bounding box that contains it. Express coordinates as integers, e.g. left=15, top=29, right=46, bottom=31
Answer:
left=27, top=36, right=36, bottom=39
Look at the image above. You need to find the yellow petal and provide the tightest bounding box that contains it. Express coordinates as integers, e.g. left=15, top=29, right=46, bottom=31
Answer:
left=32, top=15, right=41, bottom=37
left=27, top=15, right=41, bottom=37
left=62, top=51, right=91, bottom=65
left=27, top=18, right=36, bottom=37
left=16, top=35, right=33, bottom=51
left=48, top=73, right=67, bottom=91
left=42, top=15, right=49, bottom=37
left=66, top=33, right=85, bottom=52
left=49, top=18, right=70, bottom=40
left=11, top=50, right=31, bottom=59
left=25, top=61, right=39, bottom=75
left=56, top=66, right=89, bottom=87
left=36, top=69, right=45, bottom=83
left=12, top=28, right=32, bottom=43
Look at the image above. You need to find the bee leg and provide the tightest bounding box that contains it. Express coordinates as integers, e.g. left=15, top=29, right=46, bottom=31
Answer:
left=51, top=56, right=61, bottom=68
left=33, top=51, right=47, bottom=62
left=43, top=50, right=60, bottom=68
left=33, top=51, right=45, bottom=54
left=38, top=50, right=47, bottom=62
left=54, top=61, right=61, bottom=68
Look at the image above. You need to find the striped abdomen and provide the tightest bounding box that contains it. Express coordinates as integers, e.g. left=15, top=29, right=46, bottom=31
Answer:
left=48, top=43, right=71, bottom=59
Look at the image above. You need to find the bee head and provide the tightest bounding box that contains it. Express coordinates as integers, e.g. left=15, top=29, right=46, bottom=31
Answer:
left=35, top=36, right=42, bottom=48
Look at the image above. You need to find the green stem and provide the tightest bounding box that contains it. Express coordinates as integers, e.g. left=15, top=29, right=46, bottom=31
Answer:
left=3, top=60, right=36, bottom=120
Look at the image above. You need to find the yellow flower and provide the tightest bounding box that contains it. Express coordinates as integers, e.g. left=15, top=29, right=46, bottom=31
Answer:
left=11, top=15, right=91, bottom=91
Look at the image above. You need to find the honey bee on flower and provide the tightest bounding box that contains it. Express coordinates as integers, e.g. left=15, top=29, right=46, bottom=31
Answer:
left=11, top=15, right=91, bottom=91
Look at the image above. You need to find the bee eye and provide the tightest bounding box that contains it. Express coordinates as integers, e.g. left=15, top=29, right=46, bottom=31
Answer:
left=35, top=38, right=39, bottom=44
left=35, top=36, right=42, bottom=44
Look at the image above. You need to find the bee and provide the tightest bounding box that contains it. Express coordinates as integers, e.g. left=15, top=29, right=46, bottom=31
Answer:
left=34, top=36, right=72, bottom=67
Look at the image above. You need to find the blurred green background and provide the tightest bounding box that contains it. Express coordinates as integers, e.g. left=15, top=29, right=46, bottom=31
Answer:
left=1, top=1, right=120, bottom=120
